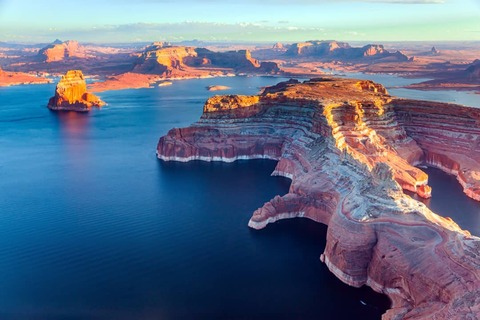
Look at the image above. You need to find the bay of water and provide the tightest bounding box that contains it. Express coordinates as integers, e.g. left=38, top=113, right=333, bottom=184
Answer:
left=326, top=70, right=479, bottom=108
left=0, top=77, right=390, bottom=319
left=409, top=167, right=480, bottom=236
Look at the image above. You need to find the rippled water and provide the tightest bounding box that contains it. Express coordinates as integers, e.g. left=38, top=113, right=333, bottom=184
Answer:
left=0, top=77, right=390, bottom=319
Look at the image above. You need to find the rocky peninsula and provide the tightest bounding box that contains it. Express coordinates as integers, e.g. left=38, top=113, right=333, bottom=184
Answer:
left=48, top=70, right=105, bottom=111
left=0, top=66, right=50, bottom=86
left=157, top=78, right=480, bottom=319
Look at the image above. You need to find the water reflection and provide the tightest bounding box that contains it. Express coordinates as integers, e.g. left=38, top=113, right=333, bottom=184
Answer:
left=53, top=110, right=92, bottom=178
left=55, top=111, right=91, bottom=139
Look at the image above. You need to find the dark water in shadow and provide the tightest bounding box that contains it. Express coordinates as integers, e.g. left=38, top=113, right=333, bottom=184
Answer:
left=409, top=167, right=480, bottom=236
left=0, top=77, right=390, bottom=319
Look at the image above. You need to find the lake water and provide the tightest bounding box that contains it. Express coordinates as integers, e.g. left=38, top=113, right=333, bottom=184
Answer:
left=326, top=70, right=479, bottom=108
left=408, top=167, right=480, bottom=236
left=0, top=77, right=391, bottom=319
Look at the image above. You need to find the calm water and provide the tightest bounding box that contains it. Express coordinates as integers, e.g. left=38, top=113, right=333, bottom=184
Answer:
left=409, top=167, right=480, bottom=236
left=0, top=77, right=390, bottom=319
left=331, top=70, right=479, bottom=108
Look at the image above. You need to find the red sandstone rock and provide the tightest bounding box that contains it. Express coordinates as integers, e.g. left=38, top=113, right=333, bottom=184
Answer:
left=132, top=43, right=280, bottom=77
left=47, top=70, right=105, bottom=111
left=0, top=66, right=51, bottom=86
left=88, top=72, right=161, bottom=92
left=37, top=40, right=89, bottom=63
left=156, top=78, right=480, bottom=319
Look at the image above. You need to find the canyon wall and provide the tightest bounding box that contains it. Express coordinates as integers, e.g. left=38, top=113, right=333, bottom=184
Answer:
left=157, top=78, right=480, bottom=319
left=133, top=43, right=280, bottom=76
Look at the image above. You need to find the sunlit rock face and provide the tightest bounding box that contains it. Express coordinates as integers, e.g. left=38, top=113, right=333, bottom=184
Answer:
left=47, top=70, right=105, bottom=112
left=37, top=40, right=88, bottom=62
left=157, top=78, right=480, bottom=319
left=132, top=43, right=280, bottom=76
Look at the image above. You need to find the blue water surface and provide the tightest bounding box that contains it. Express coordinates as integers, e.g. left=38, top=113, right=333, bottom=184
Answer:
left=0, top=77, right=390, bottom=319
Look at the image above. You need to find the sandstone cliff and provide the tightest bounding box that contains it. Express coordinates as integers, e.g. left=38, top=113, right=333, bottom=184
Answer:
left=285, top=40, right=409, bottom=62
left=47, top=70, right=105, bottom=111
left=37, top=40, right=89, bottom=63
left=132, top=43, right=280, bottom=76
left=157, top=78, right=480, bottom=319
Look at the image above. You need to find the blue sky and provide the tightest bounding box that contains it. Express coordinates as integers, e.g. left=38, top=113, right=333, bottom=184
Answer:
left=0, top=0, right=479, bottom=43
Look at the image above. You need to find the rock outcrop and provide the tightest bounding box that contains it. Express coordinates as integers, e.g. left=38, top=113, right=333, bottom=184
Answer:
left=0, top=66, right=50, bottom=86
left=37, top=40, right=89, bottom=63
left=132, top=43, right=280, bottom=76
left=285, top=40, right=409, bottom=62
left=47, top=70, right=105, bottom=111
left=157, top=78, right=480, bottom=319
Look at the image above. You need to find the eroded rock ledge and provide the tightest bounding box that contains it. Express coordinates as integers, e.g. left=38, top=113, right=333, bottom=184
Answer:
left=157, top=78, right=480, bottom=319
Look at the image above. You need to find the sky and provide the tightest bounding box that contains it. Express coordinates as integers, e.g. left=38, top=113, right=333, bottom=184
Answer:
left=0, top=0, right=479, bottom=43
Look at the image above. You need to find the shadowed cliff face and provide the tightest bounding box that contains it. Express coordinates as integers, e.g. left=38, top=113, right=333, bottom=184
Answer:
left=47, top=70, right=105, bottom=112
left=157, top=78, right=480, bottom=320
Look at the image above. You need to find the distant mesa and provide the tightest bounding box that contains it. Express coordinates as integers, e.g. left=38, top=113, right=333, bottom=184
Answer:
left=37, top=40, right=89, bottom=63
left=132, top=42, right=280, bottom=76
left=286, top=40, right=350, bottom=56
left=47, top=70, right=105, bottom=111
left=285, top=40, right=409, bottom=62
left=206, top=85, right=231, bottom=91
left=431, top=46, right=440, bottom=55
left=272, top=42, right=286, bottom=51
left=466, top=59, right=480, bottom=80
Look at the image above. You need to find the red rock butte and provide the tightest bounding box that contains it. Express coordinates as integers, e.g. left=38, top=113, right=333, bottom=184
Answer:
left=48, top=70, right=105, bottom=112
left=37, top=40, right=88, bottom=63
left=157, top=78, right=480, bottom=319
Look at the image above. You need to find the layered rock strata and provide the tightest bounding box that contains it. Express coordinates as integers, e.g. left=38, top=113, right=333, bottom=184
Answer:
left=133, top=43, right=280, bottom=76
left=157, top=78, right=480, bottom=319
left=47, top=70, right=105, bottom=111
left=37, top=40, right=89, bottom=62
left=285, top=40, right=409, bottom=62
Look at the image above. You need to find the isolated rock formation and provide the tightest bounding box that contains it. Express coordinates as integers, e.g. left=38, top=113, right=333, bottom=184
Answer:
left=285, top=40, right=409, bottom=62
left=47, top=70, right=104, bottom=111
left=272, top=42, right=285, bottom=51
left=431, top=46, right=440, bottom=55
left=157, top=78, right=480, bottom=319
